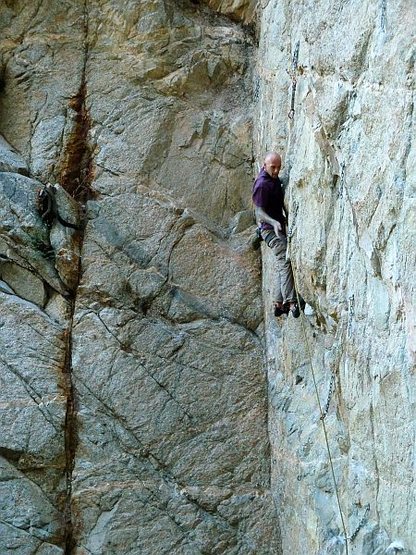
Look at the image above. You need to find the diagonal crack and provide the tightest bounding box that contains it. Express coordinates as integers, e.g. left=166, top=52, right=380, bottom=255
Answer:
left=0, top=355, right=62, bottom=433
left=93, top=310, right=194, bottom=421
left=72, top=375, right=238, bottom=540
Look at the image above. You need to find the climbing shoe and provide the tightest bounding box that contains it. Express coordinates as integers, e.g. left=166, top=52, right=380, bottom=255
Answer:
left=274, top=303, right=289, bottom=317
left=289, top=303, right=300, bottom=318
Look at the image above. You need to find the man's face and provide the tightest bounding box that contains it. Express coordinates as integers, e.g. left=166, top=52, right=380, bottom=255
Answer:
left=264, top=156, right=281, bottom=178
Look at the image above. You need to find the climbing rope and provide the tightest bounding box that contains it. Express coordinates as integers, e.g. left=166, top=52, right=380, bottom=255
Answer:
left=275, top=43, right=371, bottom=550
left=283, top=43, right=352, bottom=548
left=287, top=235, right=351, bottom=554
left=284, top=168, right=372, bottom=548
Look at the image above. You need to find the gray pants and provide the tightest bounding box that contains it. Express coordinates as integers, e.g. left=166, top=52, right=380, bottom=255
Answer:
left=261, top=229, right=296, bottom=304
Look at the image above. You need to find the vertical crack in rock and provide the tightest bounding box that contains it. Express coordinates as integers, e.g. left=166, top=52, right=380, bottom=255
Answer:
left=59, top=77, right=94, bottom=203
left=57, top=5, right=94, bottom=205
left=59, top=2, right=93, bottom=553
left=62, top=321, right=77, bottom=555
left=0, top=63, right=5, bottom=94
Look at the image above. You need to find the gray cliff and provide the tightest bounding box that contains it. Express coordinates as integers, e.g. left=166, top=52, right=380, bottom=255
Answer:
left=0, top=1, right=414, bottom=554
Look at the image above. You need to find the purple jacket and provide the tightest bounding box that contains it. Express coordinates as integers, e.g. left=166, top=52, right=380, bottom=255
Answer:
left=252, top=169, right=286, bottom=232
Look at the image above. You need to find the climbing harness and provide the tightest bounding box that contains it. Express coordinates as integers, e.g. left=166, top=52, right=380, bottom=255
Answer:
left=288, top=41, right=300, bottom=119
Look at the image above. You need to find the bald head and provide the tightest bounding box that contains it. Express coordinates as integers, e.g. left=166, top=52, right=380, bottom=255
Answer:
left=263, top=152, right=281, bottom=178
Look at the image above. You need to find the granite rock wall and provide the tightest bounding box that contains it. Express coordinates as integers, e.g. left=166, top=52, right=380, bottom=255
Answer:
left=255, top=0, right=415, bottom=553
left=0, top=0, right=415, bottom=554
left=0, top=1, right=278, bottom=553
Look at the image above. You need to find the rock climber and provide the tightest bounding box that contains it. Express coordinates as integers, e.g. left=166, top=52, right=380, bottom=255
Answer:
left=252, top=152, right=300, bottom=318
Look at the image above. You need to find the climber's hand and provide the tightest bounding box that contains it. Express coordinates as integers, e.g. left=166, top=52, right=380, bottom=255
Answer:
left=273, top=221, right=282, bottom=236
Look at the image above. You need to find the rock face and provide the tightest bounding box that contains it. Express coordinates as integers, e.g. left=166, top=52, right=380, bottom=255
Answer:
left=0, top=1, right=279, bottom=554
left=255, top=0, right=415, bottom=553
left=0, top=1, right=414, bottom=554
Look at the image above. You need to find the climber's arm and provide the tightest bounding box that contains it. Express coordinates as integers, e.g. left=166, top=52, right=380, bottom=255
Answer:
left=254, top=205, right=282, bottom=236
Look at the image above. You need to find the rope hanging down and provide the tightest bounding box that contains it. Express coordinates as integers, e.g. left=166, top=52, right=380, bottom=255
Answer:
left=282, top=46, right=371, bottom=548
left=287, top=232, right=350, bottom=553
left=284, top=162, right=373, bottom=547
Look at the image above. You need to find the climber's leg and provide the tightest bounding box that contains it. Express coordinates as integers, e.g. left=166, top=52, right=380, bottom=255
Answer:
left=262, top=229, right=298, bottom=317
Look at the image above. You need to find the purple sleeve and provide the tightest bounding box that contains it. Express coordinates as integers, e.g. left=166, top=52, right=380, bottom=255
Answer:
left=252, top=183, right=269, bottom=208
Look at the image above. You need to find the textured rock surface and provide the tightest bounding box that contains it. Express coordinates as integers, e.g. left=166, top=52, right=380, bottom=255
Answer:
left=1, top=0, right=415, bottom=553
left=202, top=0, right=256, bottom=24
left=0, top=1, right=279, bottom=554
left=255, top=0, right=415, bottom=553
